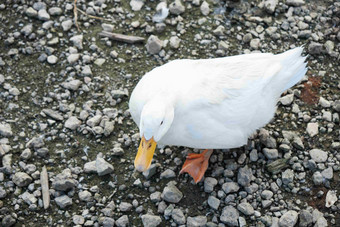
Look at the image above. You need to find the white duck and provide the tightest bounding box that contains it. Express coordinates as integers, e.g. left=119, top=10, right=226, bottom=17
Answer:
left=129, top=47, right=307, bottom=183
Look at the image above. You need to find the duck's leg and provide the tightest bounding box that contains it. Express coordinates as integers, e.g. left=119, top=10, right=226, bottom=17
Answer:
left=180, top=149, right=213, bottom=183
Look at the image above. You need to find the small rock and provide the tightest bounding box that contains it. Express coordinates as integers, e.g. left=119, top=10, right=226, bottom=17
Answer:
left=55, top=195, right=72, bottom=209
left=200, top=1, right=210, bottom=16
left=264, top=0, right=278, bottom=14
left=207, top=196, right=220, bottom=210
left=119, top=202, right=132, bottom=212
left=250, top=38, right=260, bottom=49
left=61, top=19, right=73, bottom=31
left=130, top=0, right=144, bottom=11
left=62, top=79, right=82, bottom=91
left=171, top=209, right=186, bottom=225
left=79, top=190, right=93, bottom=202
left=141, top=214, right=162, bottom=227
left=161, top=184, right=183, bottom=203
left=279, top=94, right=294, bottom=106
left=160, top=169, right=175, bottom=179
left=52, top=169, right=76, bottom=191
left=0, top=123, right=12, bottom=137
left=96, top=157, right=114, bottom=176
left=237, top=166, right=253, bottom=187
left=146, top=35, right=163, bottom=54
left=2, top=215, right=16, bottom=227
left=279, top=210, right=298, bottom=227
left=187, top=216, right=207, bottom=227
left=204, top=177, right=217, bottom=193
left=169, top=0, right=185, bottom=15
left=220, top=206, right=239, bottom=226
left=67, top=54, right=80, bottom=64
left=26, top=7, right=38, bottom=17
left=38, top=9, right=50, bottom=21
left=286, top=0, right=305, bottom=6
left=13, top=172, right=32, bottom=187
left=313, top=171, right=323, bottom=185
left=47, top=55, right=58, bottom=64
left=70, top=35, right=83, bottom=49
left=237, top=202, right=254, bottom=216
left=42, top=109, right=63, bottom=121
left=222, top=182, right=240, bottom=194
left=282, top=169, right=294, bottom=185
left=306, top=122, right=318, bottom=137
left=84, top=161, right=97, bottom=173
left=263, top=148, right=278, bottom=159
left=299, top=210, right=313, bottom=227
left=169, top=36, right=180, bottom=49
left=65, top=116, right=82, bottom=130
left=73, top=215, right=85, bottom=225
left=116, top=215, right=129, bottom=227
left=321, top=167, right=333, bottom=180
left=48, top=7, right=62, bottom=16
left=310, top=149, right=328, bottom=163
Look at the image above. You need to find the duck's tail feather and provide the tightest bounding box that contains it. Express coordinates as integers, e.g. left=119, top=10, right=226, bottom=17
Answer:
left=276, top=46, right=308, bottom=93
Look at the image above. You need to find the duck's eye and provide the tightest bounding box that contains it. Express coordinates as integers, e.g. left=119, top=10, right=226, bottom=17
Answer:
left=160, top=121, right=163, bottom=125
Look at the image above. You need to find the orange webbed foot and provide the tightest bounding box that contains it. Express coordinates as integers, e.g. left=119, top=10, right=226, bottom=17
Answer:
left=180, top=149, right=213, bottom=184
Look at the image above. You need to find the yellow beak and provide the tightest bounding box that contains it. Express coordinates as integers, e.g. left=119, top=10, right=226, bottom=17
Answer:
left=134, top=136, right=157, bottom=172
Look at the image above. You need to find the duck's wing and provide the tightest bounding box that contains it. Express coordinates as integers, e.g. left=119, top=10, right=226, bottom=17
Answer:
left=178, top=47, right=307, bottom=105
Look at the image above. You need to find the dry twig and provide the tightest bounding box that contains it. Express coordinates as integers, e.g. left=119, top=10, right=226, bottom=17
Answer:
left=98, top=31, right=145, bottom=44
left=74, top=0, right=80, bottom=31
left=40, top=166, right=50, bottom=209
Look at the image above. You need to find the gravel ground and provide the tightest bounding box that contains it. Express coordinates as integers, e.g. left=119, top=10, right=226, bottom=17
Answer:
left=0, top=0, right=339, bottom=226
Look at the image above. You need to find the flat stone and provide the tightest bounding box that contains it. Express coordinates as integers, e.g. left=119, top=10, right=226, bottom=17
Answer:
left=102, top=217, right=115, bottom=227
left=286, top=0, right=305, bottom=6
left=279, top=210, right=298, bottom=227
left=13, top=172, right=32, bottom=187
left=261, top=190, right=274, bottom=199
left=42, top=109, right=63, bottom=121
left=141, top=214, right=162, bottom=227
left=220, top=206, right=239, bottom=226
left=96, top=157, right=114, bottom=176
left=187, top=216, right=207, bottom=227
left=87, top=115, right=102, bottom=127
left=237, top=202, right=254, bottom=216
left=310, top=149, right=328, bottom=162
left=55, top=195, right=72, bottom=209
left=161, top=184, right=183, bottom=203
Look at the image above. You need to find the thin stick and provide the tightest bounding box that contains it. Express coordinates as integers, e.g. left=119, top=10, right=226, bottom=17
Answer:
left=40, top=166, right=50, bottom=209
left=74, top=0, right=80, bottom=31
left=77, top=8, right=107, bottom=21
left=98, top=31, right=145, bottom=44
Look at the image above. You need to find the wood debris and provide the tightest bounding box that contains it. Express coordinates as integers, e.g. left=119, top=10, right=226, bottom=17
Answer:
left=98, top=31, right=145, bottom=44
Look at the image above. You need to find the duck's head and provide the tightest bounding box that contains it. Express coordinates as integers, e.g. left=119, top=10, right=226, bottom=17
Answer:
left=134, top=99, right=174, bottom=172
